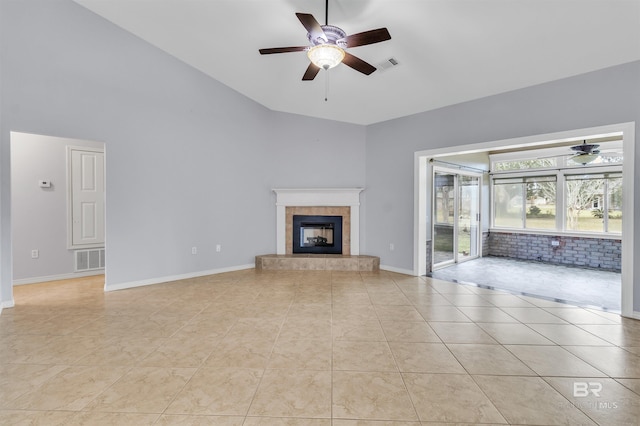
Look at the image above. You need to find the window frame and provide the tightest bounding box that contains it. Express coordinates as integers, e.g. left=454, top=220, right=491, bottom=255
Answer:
left=564, top=171, right=622, bottom=234
left=490, top=150, right=623, bottom=238
left=492, top=174, right=558, bottom=231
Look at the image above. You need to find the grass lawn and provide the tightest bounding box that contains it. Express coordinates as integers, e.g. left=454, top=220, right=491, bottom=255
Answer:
left=495, top=206, right=621, bottom=233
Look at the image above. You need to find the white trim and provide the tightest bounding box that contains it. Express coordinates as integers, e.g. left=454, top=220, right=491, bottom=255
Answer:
left=417, top=125, right=626, bottom=158
left=13, top=270, right=104, bottom=286
left=104, top=263, right=255, bottom=292
left=272, top=188, right=364, bottom=255
left=1, top=299, right=15, bottom=309
left=414, top=122, right=635, bottom=319
left=380, top=264, right=415, bottom=276
left=415, top=156, right=428, bottom=279
left=488, top=228, right=622, bottom=240
left=620, top=124, right=635, bottom=318
left=633, top=311, right=640, bottom=320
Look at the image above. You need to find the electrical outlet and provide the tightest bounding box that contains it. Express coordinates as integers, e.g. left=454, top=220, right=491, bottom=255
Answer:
left=389, top=243, right=395, bottom=251
left=31, top=249, right=39, bottom=259
left=191, top=247, right=197, bottom=255
left=216, top=244, right=221, bottom=252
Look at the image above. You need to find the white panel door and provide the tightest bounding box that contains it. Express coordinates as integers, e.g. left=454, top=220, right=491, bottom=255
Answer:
left=71, top=149, right=105, bottom=247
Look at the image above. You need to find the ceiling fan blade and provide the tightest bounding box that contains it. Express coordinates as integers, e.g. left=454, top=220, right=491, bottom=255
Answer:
left=296, top=13, right=327, bottom=43
left=342, top=52, right=376, bottom=75
left=340, top=28, right=391, bottom=48
left=302, top=63, right=321, bottom=81
left=259, top=46, right=308, bottom=55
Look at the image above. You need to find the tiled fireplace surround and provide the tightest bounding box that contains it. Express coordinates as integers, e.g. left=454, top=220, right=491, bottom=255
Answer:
left=255, top=188, right=380, bottom=271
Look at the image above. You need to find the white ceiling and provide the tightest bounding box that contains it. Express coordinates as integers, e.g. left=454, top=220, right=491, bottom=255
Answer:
left=73, top=0, right=640, bottom=125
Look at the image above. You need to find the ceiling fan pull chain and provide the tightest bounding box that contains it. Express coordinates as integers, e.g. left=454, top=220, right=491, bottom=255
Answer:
left=325, top=71, right=329, bottom=102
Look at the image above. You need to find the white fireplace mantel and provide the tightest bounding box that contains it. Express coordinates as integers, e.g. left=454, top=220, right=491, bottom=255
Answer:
left=273, top=188, right=364, bottom=255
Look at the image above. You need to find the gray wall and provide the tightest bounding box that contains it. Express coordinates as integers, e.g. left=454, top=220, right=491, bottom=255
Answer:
left=365, top=60, right=639, bottom=306
left=11, top=132, right=105, bottom=282
left=0, top=0, right=366, bottom=302
left=1, top=0, right=638, bottom=311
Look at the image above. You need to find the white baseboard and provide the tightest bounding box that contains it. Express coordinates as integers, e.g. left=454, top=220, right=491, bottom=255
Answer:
left=1, top=299, right=16, bottom=314
left=380, top=264, right=416, bottom=276
left=105, top=263, right=255, bottom=292
left=12, top=270, right=104, bottom=286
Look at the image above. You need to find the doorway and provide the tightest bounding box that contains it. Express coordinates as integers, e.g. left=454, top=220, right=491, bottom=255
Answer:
left=10, top=132, right=105, bottom=287
left=432, top=167, right=481, bottom=270
left=414, top=122, right=635, bottom=319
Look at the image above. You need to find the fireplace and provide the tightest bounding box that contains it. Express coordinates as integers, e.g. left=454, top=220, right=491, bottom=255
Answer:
left=259, top=188, right=380, bottom=271
left=293, top=215, right=343, bottom=254
left=272, top=188, right=364, bottom=255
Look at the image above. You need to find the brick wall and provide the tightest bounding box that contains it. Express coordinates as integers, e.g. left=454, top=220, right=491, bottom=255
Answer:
left=487, top=232, right=621, bottom=272
left=482, top=232, right=490, bottom=257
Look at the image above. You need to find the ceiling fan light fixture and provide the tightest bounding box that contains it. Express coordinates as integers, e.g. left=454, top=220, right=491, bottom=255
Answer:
left=307, top=44, right=345, bottom=70
left=571, top=153, right=600, bottom=165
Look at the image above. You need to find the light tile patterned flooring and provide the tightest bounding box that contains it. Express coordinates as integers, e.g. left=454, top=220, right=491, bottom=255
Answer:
left=430, top=256, right=622, bottom=311
left=1, top=270, right=640, bottom=425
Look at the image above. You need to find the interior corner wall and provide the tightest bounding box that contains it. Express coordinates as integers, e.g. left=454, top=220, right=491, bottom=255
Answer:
left=364, top=61, right=640, bottom=299
left=0, top=0, right=366, bottom=302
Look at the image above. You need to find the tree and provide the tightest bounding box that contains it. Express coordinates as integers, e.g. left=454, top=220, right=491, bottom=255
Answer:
left=495, top=159, right=555, bottom=171
left=565, top=179, right=603, bottom=230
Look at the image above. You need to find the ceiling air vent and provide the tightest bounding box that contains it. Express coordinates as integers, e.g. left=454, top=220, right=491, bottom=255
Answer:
left=377, top=57, right=400, bottom=72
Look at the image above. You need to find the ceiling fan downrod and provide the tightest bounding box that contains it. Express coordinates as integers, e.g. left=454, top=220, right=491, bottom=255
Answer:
left=325, top=0, right=329, bottom=26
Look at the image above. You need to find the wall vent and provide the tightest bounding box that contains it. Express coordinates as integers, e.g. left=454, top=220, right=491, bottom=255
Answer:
left=75, top=248, right=105, bottom=272
left=377, top=57, right=400, bottom=71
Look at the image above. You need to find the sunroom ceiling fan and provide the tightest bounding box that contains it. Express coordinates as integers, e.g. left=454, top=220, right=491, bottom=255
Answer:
left=259, top=0, right=391, bottom=80
left=568, top=140, right=601, bottom=165
left=534, top=140, right=609, bottom=165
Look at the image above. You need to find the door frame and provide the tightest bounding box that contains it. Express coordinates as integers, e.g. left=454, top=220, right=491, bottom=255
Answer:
left=414, top=122, right=636, bottom=319
left=431, top=166, right=482, bottom=271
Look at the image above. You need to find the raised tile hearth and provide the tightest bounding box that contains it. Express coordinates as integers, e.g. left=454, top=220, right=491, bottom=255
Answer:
left=255, top=254, right=380, bottom=271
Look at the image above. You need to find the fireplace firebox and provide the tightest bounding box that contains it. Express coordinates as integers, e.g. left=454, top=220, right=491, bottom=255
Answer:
left=292, top=215, right=343, bottom=254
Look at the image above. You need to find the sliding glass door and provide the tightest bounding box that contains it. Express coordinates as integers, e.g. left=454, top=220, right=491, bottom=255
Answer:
left=433, top=172, right=455, bottom=265
left=432, top=167, right=481, bottom=270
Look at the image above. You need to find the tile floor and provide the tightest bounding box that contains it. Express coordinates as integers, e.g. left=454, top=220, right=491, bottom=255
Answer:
left=430, top=256, right=622, bottom=311
left=1, top=270, right=640, bottom=425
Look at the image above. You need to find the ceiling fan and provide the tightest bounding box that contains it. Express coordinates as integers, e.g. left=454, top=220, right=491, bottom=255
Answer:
left=259, top=0, right=391, bottom=81
left=533, top=140, right=606, bottom=165
left=569, top=141, right=601, bottom=165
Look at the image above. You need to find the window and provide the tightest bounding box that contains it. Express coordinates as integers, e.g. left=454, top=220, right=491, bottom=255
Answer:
left=493, top=158, right=557, bottom=171
left=565, top=173, right=622, bottom=233
left=493, top=176, right=556, bottom=230
left=490, top=141, right=623, bottom=236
